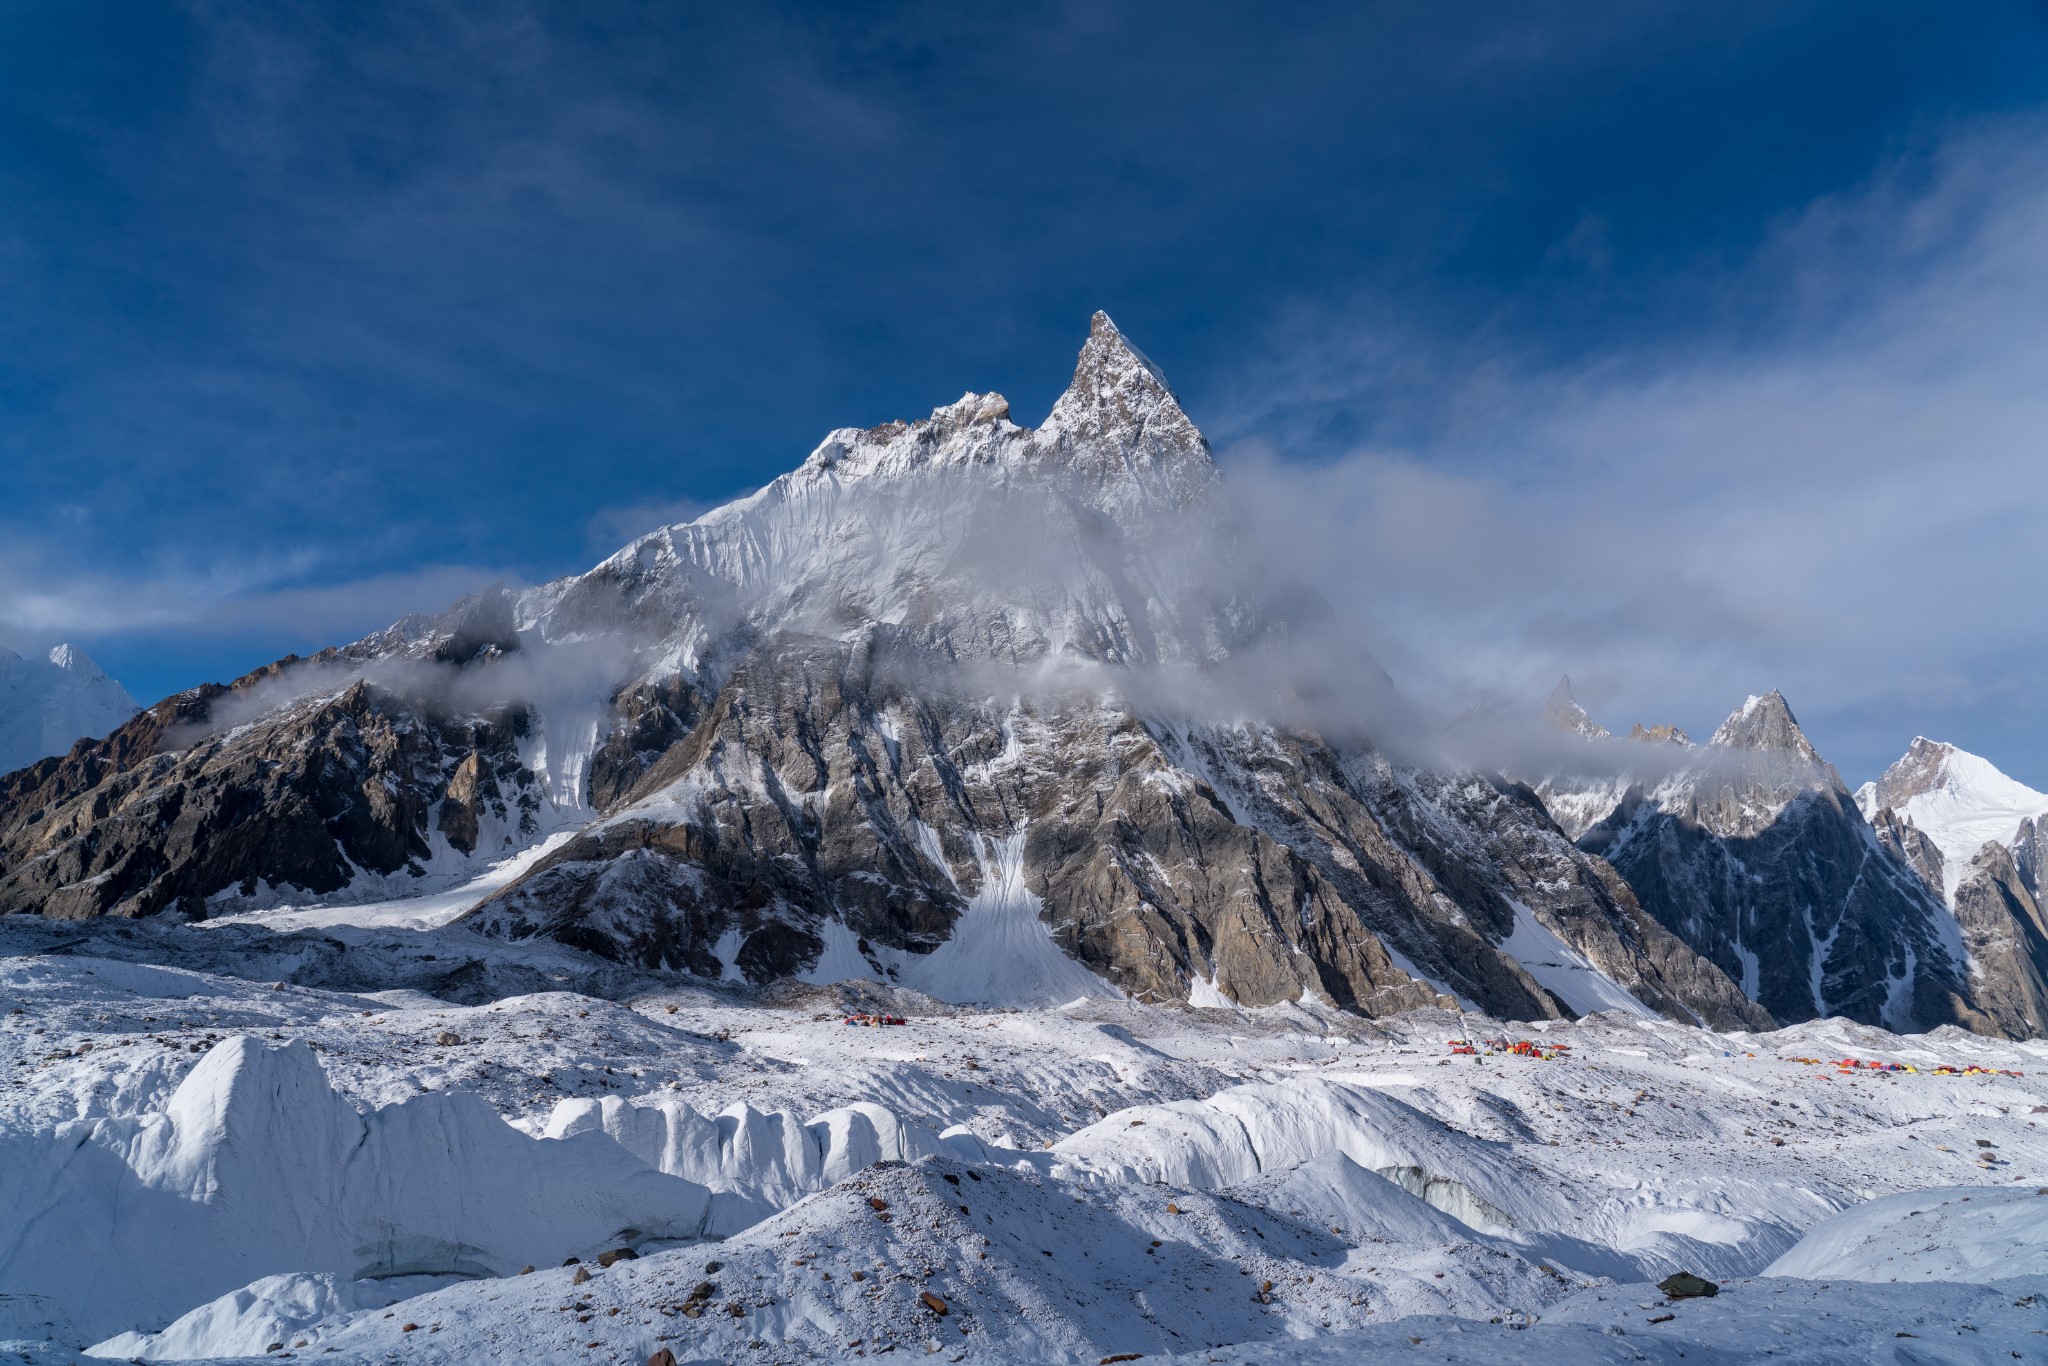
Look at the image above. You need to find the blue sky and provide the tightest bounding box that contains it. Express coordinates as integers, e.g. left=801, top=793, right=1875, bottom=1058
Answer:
left=3, top=2, right=2046, bottom=782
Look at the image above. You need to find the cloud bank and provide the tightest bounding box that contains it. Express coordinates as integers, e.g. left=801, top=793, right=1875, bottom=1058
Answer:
left=1218, top=119, right=2048, bottom=781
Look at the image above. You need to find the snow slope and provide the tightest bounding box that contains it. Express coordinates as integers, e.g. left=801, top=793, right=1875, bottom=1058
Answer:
left=1766, top=1184, right=2048, bottom=1283
left=0, top=643, right=136, bottom=775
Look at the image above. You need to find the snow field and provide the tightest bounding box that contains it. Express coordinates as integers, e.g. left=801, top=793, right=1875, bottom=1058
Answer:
left=9, top=915, right=2048, bottom=1359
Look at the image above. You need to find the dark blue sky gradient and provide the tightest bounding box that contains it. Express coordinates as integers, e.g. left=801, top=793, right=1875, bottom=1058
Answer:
left=3, top=2, right=2046, bottom=777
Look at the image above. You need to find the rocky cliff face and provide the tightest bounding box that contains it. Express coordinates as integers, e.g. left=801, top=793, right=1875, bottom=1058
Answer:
left=467, top=316, right=1764, bottom=1026
left=0, top=596, right=556, bottom=920
left=1550, top=691, right=1974, bottom=1032
left=0, top=316, right=1771, bottom=1029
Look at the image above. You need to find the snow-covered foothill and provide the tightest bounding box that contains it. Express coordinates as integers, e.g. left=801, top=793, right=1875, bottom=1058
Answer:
left=1766, top=1184, right=2048, bottom=1283
left=85, top=1272, right=455, bottom=1361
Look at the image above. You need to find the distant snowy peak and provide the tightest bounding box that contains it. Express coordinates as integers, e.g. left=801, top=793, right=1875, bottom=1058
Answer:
left=1542, top=677, right=1610, bottom=739
left=0, top=643, right=139, bottom=775
left=1856, top=737, right=2048, bottom=873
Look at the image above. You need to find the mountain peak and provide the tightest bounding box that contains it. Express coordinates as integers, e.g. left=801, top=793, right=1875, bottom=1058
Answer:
left=1856, top=738, right=2048, bottom=868
left=1708, top=690, right=1820, bottom=761
left=46, top=643, right=106, bottom=679
left=1037, top=312, right=1217, bottom=501
left=1077, top=310, right=1172, bottom=392
left=1543, top=675, right=1611, bottom=738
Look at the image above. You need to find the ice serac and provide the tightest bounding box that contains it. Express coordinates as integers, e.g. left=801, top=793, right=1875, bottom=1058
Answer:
left=0, top=1036, right=712, bottom=1343
left=0, top=642, right=138, bottom=775
left=1578, top=691, right=1977, bottom=1032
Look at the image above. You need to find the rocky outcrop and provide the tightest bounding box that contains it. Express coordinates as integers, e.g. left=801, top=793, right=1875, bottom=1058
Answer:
left=1949, top=843, right=2048, bottom=1037
left=0, top=616, right=547, bottom=919
left=1576, top=692, right=1969, bottom=1031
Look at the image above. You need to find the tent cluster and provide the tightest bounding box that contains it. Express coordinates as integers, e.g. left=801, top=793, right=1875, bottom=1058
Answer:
left=843, top=1014, right=909, bottom=1028
left=1446, top=1038, right=1572, bottom=1061
left=1784, top=1055, right=2025, bottom=1078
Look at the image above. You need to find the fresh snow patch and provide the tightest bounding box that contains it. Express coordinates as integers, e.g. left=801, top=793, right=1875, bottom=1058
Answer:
left=85, top=1272, right=454, bottom=1361
left=200, top=831, right=579, bottom=932
left=1498, top=904, right=1655, bottom=1020
left=895, top=830, right=1120, bottom=1007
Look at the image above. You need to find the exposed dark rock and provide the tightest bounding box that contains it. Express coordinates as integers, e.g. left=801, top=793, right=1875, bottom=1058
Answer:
left=1577, top=693, right=1967, bottom=1031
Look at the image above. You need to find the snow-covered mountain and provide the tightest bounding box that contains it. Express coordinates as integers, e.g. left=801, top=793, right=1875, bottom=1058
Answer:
left=1855, top=737, right=2048, bottom=900
left=1854, top=738, right=2048, bottom=1036
left=0, top=642, right=137, bottom=775
left=1539, top=688, right=1974, bottom=1033
left=0, top=315, right=1766, bottom=1030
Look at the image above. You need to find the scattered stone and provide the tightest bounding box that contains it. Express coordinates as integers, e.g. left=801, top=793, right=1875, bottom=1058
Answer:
left=649, top=1351, right=678, bottom=1366
left=869, top=1197, right=890, bottom=1211
left=1658, top=1272, right=1719, bottom=1299
left=401, top=1323, right=419, bottom=1333
left=434, top=1030, right=462, bottom=1047
left=597, top=1247, right=638, bottom=1267
left=705, top=1260, right=723, bottom=1273
left=921, top=1292, right=949, bottom=1316
left=572, top=1266, right=592, bottom=1286
left=519, top=1266, right=534, bottom=1275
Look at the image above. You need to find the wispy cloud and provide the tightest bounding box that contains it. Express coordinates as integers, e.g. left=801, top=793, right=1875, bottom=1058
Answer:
left=1218, top=118, right=2048, bottom=778
left=0, top=550, right=512, bottom=658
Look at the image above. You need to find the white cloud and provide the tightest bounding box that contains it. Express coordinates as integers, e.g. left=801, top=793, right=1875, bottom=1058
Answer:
left=1219, top=118, right=2048, bottom=779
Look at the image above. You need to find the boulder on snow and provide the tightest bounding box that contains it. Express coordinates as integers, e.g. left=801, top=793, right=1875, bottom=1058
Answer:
left=1658, top=1272, right=1719, bottom=1299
